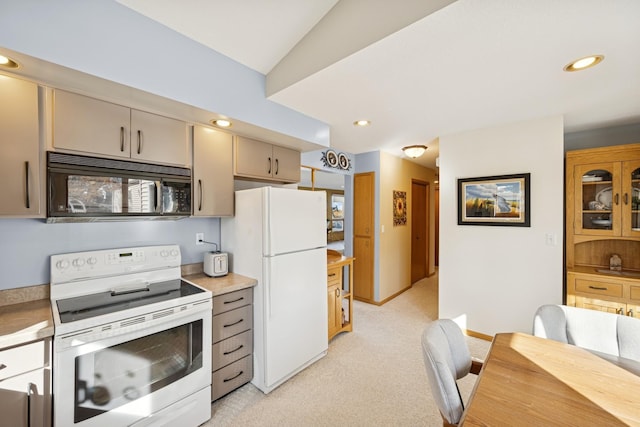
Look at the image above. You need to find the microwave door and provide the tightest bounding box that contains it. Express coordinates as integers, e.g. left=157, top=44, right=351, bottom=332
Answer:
left=126, top=179, right=159, bottom=214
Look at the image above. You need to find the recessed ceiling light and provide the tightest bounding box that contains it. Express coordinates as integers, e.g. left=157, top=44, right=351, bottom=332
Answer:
left=563, top=55, right=604, bottom=72
left=402, top=145, right=427, bottom=158
left=353, top=120, right=370, bottom=127
left=211, top=119, right=232, bottom=128
left=0, top=54, right=19, bottom=69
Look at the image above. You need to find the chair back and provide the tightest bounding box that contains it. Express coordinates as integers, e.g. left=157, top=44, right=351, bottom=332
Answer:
left=421, top=319, right=472, bottom=426
left=533, top=304, right=640, bottom=361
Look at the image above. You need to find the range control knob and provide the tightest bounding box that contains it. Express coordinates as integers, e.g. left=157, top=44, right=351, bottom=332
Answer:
left=72, top=258, right=85, bottom=267
left=160, top=250, right=169, bottom=257
left=87, top=257, right=98, bottom=265
left=56, top=259, right=70, bottom=270
left=170, top=249, right=179, bottom=257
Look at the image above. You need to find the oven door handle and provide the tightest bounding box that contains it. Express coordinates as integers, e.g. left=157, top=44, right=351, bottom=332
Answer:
left=110, top=283, right=150, bottom=296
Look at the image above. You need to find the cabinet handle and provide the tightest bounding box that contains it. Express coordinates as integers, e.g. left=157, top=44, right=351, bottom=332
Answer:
left=120, top=126, right=125, bottom=152
left=614, top=193, right=619, bottom=205
left=336, top=288, right=341, bottom=298
left=223, top=370, right=244, bottom=383
left=328, top=273, right=337, bottom=277
left=27, top=382, right=34, bottom=427
left=628, top=309, right=634, bottom=317
left=624, top=193, right=629, bottom=205
left=137, top=130, right=142, bottom=154
left=267, top=157, right=272, bottom=174
left=275, top=158, right=279, bottom=175
left=588, top=285, right=608, bottom=291
left=0, top=363, right=6, bottom=370
left=223, top=296, right=244, bottom=304
left=198, top=179, right=203, bottom=211
left=617, top=308, right=624, bottom=315
left=223, top=318, right=244, bottom=328
left=223, top=344, right=244, bottom=356
left=24, top=161, right=30, bottom=209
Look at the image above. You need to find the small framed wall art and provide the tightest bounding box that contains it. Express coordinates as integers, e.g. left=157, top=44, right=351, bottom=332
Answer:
left=458, top=173, right=530, bottom=227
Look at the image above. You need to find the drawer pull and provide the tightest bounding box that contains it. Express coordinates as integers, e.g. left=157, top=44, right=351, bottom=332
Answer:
left=223, top=345, right=244, bottom=356
left=328, top=273, right=337, bottom=277
left=223, top=297, right=245, bottom=305
left=223, top=318, right=244, bottom=328
left=223, top=370, right=244, bottom=383
left=628, top=309, right=634, bottom=317
left=588, top=285, right=608, bottom=291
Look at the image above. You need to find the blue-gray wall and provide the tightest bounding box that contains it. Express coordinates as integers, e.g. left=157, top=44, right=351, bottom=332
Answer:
left=0, top=218, right=220, bottom=290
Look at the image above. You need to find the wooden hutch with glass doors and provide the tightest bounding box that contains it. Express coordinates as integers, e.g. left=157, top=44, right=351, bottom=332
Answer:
left=565, top=143, right=640, bottom=318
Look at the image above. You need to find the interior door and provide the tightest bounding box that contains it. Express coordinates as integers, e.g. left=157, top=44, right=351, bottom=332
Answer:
left=411, top=180, right=429, bottom=283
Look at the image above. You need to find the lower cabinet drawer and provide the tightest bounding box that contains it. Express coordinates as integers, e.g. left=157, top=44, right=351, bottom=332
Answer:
left=0, top=339, right=49, bottom=381
left=212, top=305, right=252, bottom=344
left=211, top=355, right=253, bottom=401
left=574, top=279, right=623, bottom=298
left=212, top=330, right=253, bottom=371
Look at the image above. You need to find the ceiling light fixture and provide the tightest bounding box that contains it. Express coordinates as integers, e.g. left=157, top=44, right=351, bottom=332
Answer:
left=402, top=145, right=427, bottom=158
left=211, top=119, right=232, bottom=128
left=353, top=120, right=370, bottom=127
left=0, top=54, right=19, bottom=69
left=563, top=55, right=604, bottom=72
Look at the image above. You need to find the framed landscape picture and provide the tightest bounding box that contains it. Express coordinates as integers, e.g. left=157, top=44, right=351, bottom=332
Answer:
left=457, top=173, right=530, bottom=227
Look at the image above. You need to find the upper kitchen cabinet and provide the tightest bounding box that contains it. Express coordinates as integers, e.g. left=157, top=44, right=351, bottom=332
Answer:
left=234, top=136, right=300, bottom=183
left=567, top=144, right=640, bottom=240
left=53, top=90, right=189, bottom=167
left=0, top=75, right=42, bottom=217
left=192, top=125, right=234, bottom=217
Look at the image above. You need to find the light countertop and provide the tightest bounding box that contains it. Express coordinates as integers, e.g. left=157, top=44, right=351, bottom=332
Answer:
left=0, top=299, right=54, bottom=350
left=183, top=272, right=257, bottom=296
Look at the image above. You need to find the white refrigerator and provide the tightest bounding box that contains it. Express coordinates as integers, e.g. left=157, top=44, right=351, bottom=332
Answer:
left=221, top=187, right=328, bottom=393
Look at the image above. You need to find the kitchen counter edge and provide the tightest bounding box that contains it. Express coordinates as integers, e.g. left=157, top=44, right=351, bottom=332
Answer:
left=184, top=272, right=257, bottom=296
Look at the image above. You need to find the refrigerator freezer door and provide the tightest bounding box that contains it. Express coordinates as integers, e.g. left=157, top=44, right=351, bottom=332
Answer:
left=263, top=187, right=326, bottom=256
left=261, top=247, right=328, bottom=391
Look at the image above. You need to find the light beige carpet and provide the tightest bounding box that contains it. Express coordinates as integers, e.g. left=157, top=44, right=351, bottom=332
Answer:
left=204, top=272, right=490, bottom=426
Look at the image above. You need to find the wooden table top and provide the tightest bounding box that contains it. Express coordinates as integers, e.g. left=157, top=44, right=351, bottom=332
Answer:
left=460, top=333, right=640, bottom=426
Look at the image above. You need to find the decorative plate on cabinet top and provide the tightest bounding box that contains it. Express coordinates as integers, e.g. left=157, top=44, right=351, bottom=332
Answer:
left=582, top=175, right=603, bottom=182
left=595, top=187, right=612, bottom=209
left=591, top=218, right=612, bottom=226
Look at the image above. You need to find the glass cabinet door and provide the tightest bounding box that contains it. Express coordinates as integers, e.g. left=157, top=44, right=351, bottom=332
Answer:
left=622, top=160, right=640, bottom=237
left=574, top=163, right=621, bottom=235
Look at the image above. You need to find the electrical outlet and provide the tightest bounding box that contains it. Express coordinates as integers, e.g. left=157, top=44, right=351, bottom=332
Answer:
left=196, top=233, right=204, bottom=245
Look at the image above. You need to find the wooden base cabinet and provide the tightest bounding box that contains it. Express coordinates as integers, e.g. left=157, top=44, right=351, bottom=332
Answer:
left=327, top=252, right=354, bottom=341
left=0, top=338, right=52, bottom=427
left=211, top=288, right=253, bottom=401
left=565, top=144, right=640, bottom=317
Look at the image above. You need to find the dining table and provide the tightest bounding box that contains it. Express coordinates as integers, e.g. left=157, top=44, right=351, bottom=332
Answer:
left=460, top=332, right=640, bottom=426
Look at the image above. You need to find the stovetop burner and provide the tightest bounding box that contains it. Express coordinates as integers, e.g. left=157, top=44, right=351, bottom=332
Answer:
left=56, top=279, right=204, bottom=323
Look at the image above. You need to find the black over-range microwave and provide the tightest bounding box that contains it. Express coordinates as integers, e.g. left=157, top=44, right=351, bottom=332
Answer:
left=47, top=152, right=191, bottom=223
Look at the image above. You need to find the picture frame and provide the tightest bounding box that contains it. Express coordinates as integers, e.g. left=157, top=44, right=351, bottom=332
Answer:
left=332, top=220, right=344, bottom=231
left=458, top=173, right=530, bottom=227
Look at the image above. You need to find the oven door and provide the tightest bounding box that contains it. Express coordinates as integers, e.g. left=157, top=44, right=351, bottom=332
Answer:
left=53, top=308, right=211, bottom=427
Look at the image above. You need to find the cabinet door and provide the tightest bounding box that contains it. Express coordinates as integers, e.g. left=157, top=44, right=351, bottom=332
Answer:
left=130, top=109, right=188, bottom=166
left=574, top=295, right=625, bottom=315
left=353, top=236, right=374, bottom=301
left=193, top=126, right=234, bottom=216
left=0, top=76, right=41, bottom=216
left=53, top=90, right=130, bottom=158
left=272, top=145, right=300, bottom=182
left=234, top=136, right=273, bottom=179
left=327, top=283, right=340, bottom=339
left=0, top=368, right=51, bottom=427
left=622, top=159, right=640, bottom=237
left=573, top=162, right=622, bottom=236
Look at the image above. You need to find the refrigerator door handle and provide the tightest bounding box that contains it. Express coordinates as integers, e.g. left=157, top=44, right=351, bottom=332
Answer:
left=264, top=261, right=272, bottom=319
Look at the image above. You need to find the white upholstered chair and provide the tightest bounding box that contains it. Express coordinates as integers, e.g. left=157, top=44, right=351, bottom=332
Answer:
left=421, top=319, right=483, bottom=427
left=533, top=304, right=640, bottom=364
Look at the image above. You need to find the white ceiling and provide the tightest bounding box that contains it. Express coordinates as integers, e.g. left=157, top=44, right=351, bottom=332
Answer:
left=117, top=0, right=640, bottom=169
